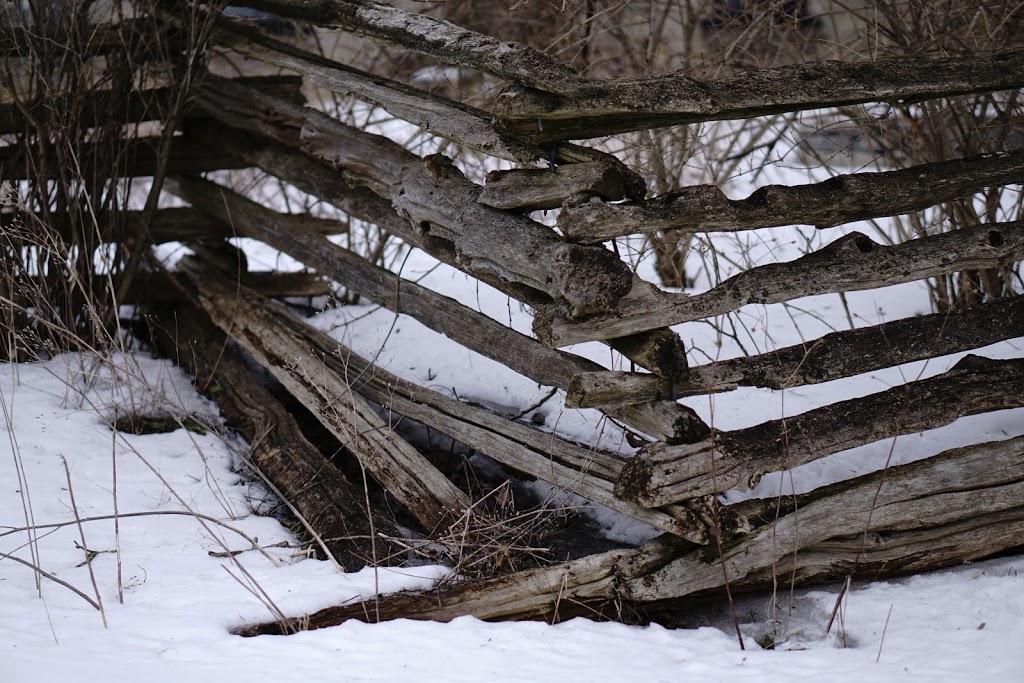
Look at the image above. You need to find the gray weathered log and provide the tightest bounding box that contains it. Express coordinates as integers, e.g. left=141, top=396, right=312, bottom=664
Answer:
left=479, top=162, right=645, bottom=212
left=570, top=295, right=1024, bottom=405
left=678, top=295, right=1024, bottom=396
left=617, top=355, right=1024, bottom=506
left=209, top=18, right=537, bottom=162
left=233, top=434, right=1024, bottom=633
left=628, top=434, right=1024, bottom=602
left=165, top=171, right=708, bottom=444
left=238, top=0, right=583, bottom=93
left=236, top=1, right=1024, bottom=147
left=537, top=223, right=1024, bottom=346
left=193, top=77, right=633, bottom=315
left=179, top=259, right=471, bottom=533
left=208, top=17, right=642, bottom=175
left=235, top=287, right=715, bottom=544
left=232, top=535, right=686, bottom=634
left=566, top=372, right=667, bottom=410
left=559, top=150, right=1024, bottom=242
left=148, top=298, right=402, bottom=570
left=493, top=51, right=1024, bottom=142
left=183, top=120, right=692, bottom=395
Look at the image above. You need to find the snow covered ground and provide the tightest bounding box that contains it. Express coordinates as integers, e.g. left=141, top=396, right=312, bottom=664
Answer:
left=3, top=265, right=1023, bottom=681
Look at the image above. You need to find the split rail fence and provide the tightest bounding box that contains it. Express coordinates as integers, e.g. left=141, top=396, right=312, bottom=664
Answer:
left=2, top=1, right=1023, bottom=634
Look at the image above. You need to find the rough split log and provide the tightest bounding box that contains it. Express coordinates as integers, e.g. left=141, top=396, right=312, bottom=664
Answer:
left=209, top=18, right=537, bottom=162
left=194, top=77, right=633, bottom=316
left=232, top=535, right=687, bottom=634
left=209, top=16, right=643, bottom=175
left=233, top=434, right=1024, bottom=633
left=187, top=270, right=713, bottom=543
left=616, top=355, right=1024, bottom=506
left=566, top=371, right=667, bottom=410
left=629, top=434, right=1024, bottom=602
left=493, top=51, right=1024, bottom=142
left=237, top=0, right=583, bottom=94
left=559, top=150, right=1024, bottom=243
left=479, top=162, right=645, bottom=212
left=177, top=260, right=471, bottom=533
left=183, top=121, right=692, bottom=395
left=569, top=295, right=1024, bottom=405
left=537, top=222, right=1024, bottom=345
left=148, top=299, right=402, bottom=571
left=165, top=172, right=708, bottom=444
left=677, top=295, right=1024, bottom=396
left=232, top=2, right=1024, bottom=144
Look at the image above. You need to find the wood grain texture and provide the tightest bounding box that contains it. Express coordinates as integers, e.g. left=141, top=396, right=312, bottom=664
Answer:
left=180, top=261, right=471, bottom=533
left=617, top=355, right=1024, bottom=506
left=148, top=298, right=402, bottom=571
left=559, top=150, right=1024, bottom=242
left=166, top=171, right=706, bottom=443
left=193, top=77, right=633, bottom=315
left=538, top=223, right=1024, bottom=345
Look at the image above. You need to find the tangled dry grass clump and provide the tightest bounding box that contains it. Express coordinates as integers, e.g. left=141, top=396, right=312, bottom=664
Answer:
left=383, top=481, right=568, bottom=582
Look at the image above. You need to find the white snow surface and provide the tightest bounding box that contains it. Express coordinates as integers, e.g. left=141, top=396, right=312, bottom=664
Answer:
left=2, top=335, right=1023, bottom=682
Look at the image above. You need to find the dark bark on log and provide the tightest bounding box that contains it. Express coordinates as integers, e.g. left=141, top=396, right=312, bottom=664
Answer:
left=165, top=171, right=707, bottom=444
left=617, top=355, right=1024, bottom=506
left=0, top=74, right=305, bottom=134
left=233, top=435, right=1024, bottom=633
left=178, top=260, right=471, bottom=533
left=571, top=295, right=1024, bottom=406
left=0, top=20, right=187, bottom=58
left=238, top=0, right=582, bottom=94
left=147, top=299, right=402, bottom=571
left=493, top=51, right=1024, bottom=142
left=129, top=271, right=332, bottom=303
left=480, top=162, right=645, bottom=212
left=678, top=295, right=1024, bottom=396
left=193, top=77, right=633, bottom=315
left=0, top=136, right=247, bottom=180
left=559, top=150, right=1024, bottom=243
left=537, top=223, right=1024, bottom=345
left=3, top=206, right=343, bottom=244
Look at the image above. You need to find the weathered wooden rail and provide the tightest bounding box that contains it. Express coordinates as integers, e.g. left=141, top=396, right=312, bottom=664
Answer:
left=8, top=0, right=1022, bottom=631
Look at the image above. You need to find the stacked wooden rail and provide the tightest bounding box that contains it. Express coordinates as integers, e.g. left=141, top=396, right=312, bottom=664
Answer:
left=7, top=2, right=1022, bottom=630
